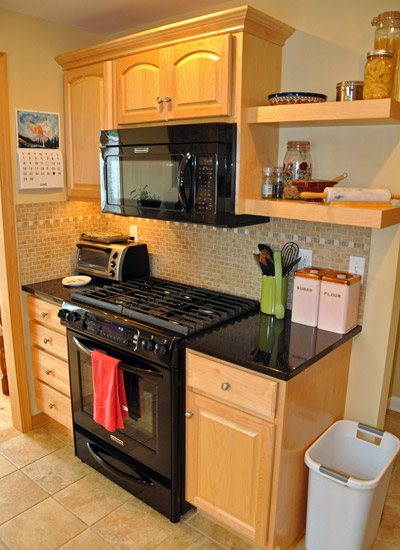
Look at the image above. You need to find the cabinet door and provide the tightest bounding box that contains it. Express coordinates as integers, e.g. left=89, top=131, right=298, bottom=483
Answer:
left=115, top=49, right=167, bottom=124
left=168, top=35, right=232, bottom=120
left=64, top=62, right=112, bottom=200
left=186, top=390, right=275, bottom=545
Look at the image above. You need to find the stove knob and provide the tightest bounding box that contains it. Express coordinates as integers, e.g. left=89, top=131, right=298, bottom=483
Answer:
left=110, top=260, right=116, bottom=268
left=112, top=252, right=119, bottom=259
left=66, top=311, right=81, bottom=323
left=155, top=342, right=169, bottom=356
left=142, top=338, right=156, bottom=352
left=109, top=269, right=115, bottom=278
left=57, top=308, right=68, bottom=320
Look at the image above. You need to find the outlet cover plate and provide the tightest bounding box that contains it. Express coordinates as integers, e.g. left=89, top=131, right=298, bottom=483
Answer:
left=298, top=248, right=313, bottom=270
left=349, top=255, right=365, bottom=282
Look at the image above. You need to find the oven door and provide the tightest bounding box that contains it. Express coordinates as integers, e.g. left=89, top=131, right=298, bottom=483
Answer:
left=67, top=329, right=172, bottom=479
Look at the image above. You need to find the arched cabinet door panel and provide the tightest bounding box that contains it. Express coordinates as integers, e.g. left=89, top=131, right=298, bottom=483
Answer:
left=64, top=62, right=112, bottom=200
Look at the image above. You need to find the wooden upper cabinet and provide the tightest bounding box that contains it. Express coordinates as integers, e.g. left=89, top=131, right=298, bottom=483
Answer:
left=115, top=35, right=232, bottom=125
left=64, top=62, right=112, bottom=200
left=115, top=49, right=166, bottom=124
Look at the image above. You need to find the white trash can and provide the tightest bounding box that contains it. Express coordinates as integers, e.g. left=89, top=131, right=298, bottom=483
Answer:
left=304, top=420, right=400, bottom=550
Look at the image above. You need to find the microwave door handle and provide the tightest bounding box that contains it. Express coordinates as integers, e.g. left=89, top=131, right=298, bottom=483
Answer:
left=86, top=442, right=155, bottom=487
left=178, top=152, right=192, bottom=212
left=72, top=337, right=163, bottom=378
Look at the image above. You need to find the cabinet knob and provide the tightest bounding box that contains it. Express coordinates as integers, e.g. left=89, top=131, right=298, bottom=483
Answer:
left=43, top=337, right=50, bottom=344
left=45, top=369, right=52, bottom=375
left=48, top=403, right=55, bottom=409
left=221, top=382, right=230, bottom=391
left=164, top=95, right=172, bottom=103
left=156, top=96, right=164, bottom=104
left=185, top=411, right=194, bottom=418
left=41, top=311, right=48, bottom=317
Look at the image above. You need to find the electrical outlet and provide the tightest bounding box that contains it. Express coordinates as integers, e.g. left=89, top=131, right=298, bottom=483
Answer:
left=298, top=248, right=313, bottom=270
left=129, top=225, right=138, bottom=242
left=349, top=255, right=365, bottom=283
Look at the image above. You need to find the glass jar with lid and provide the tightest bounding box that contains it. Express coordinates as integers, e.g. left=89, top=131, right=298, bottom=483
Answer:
left=371, top=11, right=400, bottom=100
left=363, top=49, right=394, bottom=100
left=283, top=141, right=312, bottom=197
left=262, top=166, right=275, bottom=198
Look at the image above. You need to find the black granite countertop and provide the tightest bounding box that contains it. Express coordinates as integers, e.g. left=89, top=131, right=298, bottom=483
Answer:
left=22, top=277, right=361, bottom=381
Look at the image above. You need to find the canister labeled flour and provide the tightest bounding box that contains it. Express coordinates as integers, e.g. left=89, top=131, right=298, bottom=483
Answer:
left=292, top=267, right=333, bottom=327
left=317, top=271, right=361, bottom=334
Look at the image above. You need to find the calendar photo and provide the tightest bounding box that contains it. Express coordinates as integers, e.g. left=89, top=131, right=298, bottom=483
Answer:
left=16, top=110, right=60, bottom=150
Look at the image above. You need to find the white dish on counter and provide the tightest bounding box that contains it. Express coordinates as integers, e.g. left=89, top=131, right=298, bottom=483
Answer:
left=62, top=275, right=92, bottom=287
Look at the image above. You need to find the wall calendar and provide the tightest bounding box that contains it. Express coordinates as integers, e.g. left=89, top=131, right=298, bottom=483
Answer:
left=16, top=109, right=64, bottom=189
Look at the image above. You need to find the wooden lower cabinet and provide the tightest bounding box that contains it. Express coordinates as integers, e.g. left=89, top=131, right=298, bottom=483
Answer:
left=186, top=344, right=353, bottom=549
left=186, top=390, right=275, bottom=543
left=27, top=295, right=72, bottom=429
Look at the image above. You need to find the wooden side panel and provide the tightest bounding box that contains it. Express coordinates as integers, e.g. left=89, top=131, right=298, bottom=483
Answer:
left=34, top=379, right=72, bottom=429
left=169, top=35, right=232, bottom=119
left=187, top=350, right=277, bottom=420
left=27, top=295, right=65, bottom=333
left=115, top=49, right=166, bottom=124
left=64, top=62, right=112, bottom=200
left=272, top=340, right=352, bottom=550
left=29, top=321, right=68, bottom=361
left=31, top=346, right=70, bottom=396
left=186, top=390, right=275, bottom=545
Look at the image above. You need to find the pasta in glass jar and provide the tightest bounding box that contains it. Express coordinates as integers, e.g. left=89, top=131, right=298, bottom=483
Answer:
left=363, top=49, right=394, bottom=99
left=372, top=11, right=400, bottom=100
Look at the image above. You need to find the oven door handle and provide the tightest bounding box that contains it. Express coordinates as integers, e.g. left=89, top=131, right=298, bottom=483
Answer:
left=72, top=336, right=164, bottom=378
left=86, top=442, right=155, bottom=488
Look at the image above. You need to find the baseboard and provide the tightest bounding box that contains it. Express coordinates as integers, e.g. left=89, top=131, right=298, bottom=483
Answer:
left=388, top=396, right=400, bottom=413
left=31, top=412, right=50, bottom=429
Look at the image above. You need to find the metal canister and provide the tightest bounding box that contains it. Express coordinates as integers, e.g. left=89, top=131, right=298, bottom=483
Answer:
left=336, top=81, right=364, bottom=101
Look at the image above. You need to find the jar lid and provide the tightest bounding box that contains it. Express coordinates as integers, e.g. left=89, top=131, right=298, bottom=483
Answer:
left=367, top=49, right=393, bottom=58
left=287, top=141, right=310, bottom=148
left=372, top=11, right=400, bottom=26
left=263, top=166, right=274, bottom=175
left=336, top=81, right=364, bottom=88
left=321, top=271, right=361, bottom=285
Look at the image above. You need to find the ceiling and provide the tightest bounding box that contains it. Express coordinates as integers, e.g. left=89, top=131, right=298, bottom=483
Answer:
left=0, top=0, right=230, bottom=35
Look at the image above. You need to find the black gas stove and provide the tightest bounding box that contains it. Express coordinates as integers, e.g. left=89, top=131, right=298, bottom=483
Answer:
left=58, top=275, right=259, bottom=523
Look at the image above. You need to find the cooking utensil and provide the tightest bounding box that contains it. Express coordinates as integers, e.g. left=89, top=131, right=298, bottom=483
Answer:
left=292, top=173, right=348, bottom=201
left=283, top=257, right=301, bottom=277
left=253, top=253, right=273, bottom=276
left=299, top=188, right=400, bottom=203
left=260, top=249, right=275, bottom=276
left=281, top=242, right=299, bottom=272
left=257, top=243, right=273, bottom=259
left=273, top=251, right=285, bottom=320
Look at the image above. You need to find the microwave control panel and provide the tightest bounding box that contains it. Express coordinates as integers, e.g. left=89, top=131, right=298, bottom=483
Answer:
left=195, top=156, right=216, bottom=214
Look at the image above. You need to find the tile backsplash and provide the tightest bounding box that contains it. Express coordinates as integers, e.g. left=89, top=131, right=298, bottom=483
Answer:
left=16, top=201, right=370, bottom=322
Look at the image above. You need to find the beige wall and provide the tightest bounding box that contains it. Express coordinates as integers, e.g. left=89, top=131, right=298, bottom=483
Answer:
left=1, top=1, right=400, bottom=424
left=0, top=8, right=103, bottom=204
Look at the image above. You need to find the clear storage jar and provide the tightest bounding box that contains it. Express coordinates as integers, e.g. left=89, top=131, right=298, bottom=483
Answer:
left=283, top=141, right=312, bottom=199
left=262, top=166, right=275, bottom=198
left=372, top=11, right=400, bottom=100
left=363, top=50, right=394, bottom=100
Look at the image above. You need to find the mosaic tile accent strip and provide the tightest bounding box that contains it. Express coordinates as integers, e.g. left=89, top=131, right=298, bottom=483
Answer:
left=16, top=202, right=371, bottom=323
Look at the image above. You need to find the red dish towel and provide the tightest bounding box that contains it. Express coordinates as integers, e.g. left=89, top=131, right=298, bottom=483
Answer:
left=92, top=350, right=129, bottom=432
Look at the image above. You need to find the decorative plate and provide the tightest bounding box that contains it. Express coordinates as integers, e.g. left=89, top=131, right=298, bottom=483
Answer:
left=62, top=275, right=92, bottom=287
left=268, top=92, right=328, bottom=106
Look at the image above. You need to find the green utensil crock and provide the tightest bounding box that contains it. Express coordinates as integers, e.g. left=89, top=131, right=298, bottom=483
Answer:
left=260, top=275, right=288, bottom=316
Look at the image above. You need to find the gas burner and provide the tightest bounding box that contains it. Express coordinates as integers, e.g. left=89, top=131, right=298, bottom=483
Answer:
left=71, top=276, right=259, bottom=336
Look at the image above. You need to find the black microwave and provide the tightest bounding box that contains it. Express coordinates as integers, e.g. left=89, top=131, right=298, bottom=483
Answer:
left=100, top=123, right=269, bottom=228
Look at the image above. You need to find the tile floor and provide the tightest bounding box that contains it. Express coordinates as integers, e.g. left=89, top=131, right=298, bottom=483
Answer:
left=0, top=392, right=399, bottom=550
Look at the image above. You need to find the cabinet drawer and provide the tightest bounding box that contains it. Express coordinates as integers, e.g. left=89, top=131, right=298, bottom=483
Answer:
left=34, top=378, right=72, bottom=429
left=29, top=321, right=68, bottom=360
left=27, top=295, right=65, bottom=333
left=31, top=346, right=70, bottom=396
left=186, top=351, right=277, bottom=420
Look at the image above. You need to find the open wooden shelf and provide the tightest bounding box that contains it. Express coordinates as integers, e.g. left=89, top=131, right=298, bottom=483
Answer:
left=248, top=98, right=400, bottom=126
left=242, top=198, right=400, bottom=228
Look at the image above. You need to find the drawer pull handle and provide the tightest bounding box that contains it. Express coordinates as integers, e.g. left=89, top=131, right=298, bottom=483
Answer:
left=185, top=411, right=194, bottom=418
left=48, top=403, right=55, bottom=409
left=164, top=95, right=172, bottom=103
left=43, top=338, right=50, bottom=344
left=156, top=96, right=163, bottom=104
left=41, top=311, right=48, bottom=317
left=221, top=382, right=230, bottom=391
left=45, top=369, right=52, bottom=375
